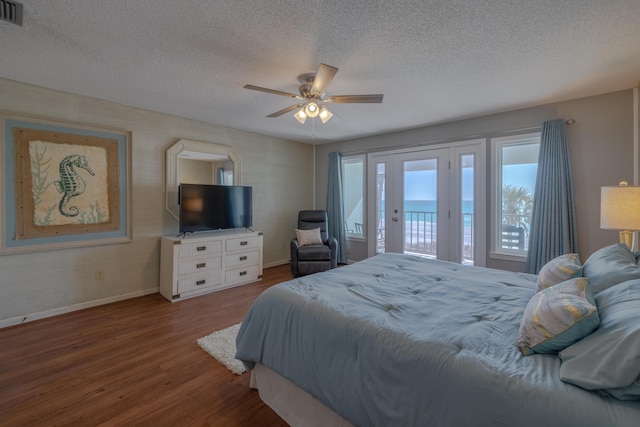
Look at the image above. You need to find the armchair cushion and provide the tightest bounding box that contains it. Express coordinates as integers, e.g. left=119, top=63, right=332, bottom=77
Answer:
left=295, top=228, right=323, bottom=247
left=298, top=244, right=332, bottom=261
left=297, top=210, right=330, bottom=242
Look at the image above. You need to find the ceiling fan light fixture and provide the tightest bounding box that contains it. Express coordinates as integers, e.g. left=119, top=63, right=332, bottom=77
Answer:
left=304, top=101, right=320, bottom=118
left=294, top=108, right=307, bottom=124
left=243, top=63, right=384, bottom=126
left=319, top=106, right=333, bottom=123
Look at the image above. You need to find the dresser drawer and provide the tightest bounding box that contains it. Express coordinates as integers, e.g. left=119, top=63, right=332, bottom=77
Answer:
left=177, top=270, right=223, bottom=293
left=226, top=236, right=260, bottom=252
left=225, top=264, right=261, bottom=285
left=225, top=249, right=260, bottom=269
left=178, top=240, right=223, bottom=259
left=177, top=256, right=222, bottom=276
left=160, top=231, right=263, bottom=302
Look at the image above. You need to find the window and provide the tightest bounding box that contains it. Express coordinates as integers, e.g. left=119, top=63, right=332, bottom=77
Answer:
left=491, top=133, right=540, bottom=258
left=342, top=155, right=365, bottom=238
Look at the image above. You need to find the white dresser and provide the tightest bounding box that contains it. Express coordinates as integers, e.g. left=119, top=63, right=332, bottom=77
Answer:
left=160, top=229, right=263, bottom=302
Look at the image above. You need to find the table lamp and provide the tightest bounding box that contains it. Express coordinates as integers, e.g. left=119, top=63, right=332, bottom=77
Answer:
left=600, top=181, right=640, bottom=250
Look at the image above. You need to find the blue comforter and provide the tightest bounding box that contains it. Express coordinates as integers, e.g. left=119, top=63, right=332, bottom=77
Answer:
left=236, top=253, right=640, bottom=426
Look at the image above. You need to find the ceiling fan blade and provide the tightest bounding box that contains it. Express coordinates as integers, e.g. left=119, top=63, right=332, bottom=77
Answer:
left=267, top=104, right=304, bottom=118
left=243, top=84, right=300, bottom=98
left=325, top=94, right=384, bottom=104
left=310, top=63, right=338, bottom=97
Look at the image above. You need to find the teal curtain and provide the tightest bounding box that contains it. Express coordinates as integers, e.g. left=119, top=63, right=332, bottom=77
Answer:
left=526, top=119, right=578, bottom=273
left=327, top=152, right=347, bottom=264
left=217, top=167, right=224, bottom=185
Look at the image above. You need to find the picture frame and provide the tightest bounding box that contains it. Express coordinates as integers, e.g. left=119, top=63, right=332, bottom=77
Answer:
left=0, top=112, right=132, bottom=254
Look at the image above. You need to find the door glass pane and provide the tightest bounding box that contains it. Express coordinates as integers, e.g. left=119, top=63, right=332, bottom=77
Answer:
left=461, top=154, right=474, bottom=265
left=343, top=158, right=364, bottom=238
left=376, top=162, right=385, bottom=254
left=403, top=158, right=437, bottom=257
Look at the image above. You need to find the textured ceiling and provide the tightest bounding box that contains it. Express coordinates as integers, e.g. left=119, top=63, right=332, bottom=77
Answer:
left=1, top=1, right=640, bottom=144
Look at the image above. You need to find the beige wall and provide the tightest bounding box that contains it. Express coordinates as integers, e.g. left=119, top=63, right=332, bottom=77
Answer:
left=315, top=89, right=636, bottom=271
left=0, top=78, right=314, bottom=327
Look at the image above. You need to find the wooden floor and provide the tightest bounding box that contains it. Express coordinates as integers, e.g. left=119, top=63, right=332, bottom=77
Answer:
left=0, top=264, right=294, bottom=427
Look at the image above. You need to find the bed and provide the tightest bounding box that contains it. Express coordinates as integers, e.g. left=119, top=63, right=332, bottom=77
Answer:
left=236, top=247, right=640, bottom=426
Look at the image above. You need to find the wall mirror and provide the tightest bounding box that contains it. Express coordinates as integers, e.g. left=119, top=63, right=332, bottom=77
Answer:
left=166, top=139, right=242, bottom=220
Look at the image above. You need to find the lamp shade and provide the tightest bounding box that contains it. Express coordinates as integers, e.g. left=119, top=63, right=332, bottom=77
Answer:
left=318, top=106, right=333, bottom=123
left=294, top=109, right=307, bottom=124
left=600, top=185, right=640, bottom=230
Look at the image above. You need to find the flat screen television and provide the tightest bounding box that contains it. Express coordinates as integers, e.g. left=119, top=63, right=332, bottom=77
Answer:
left=179, top=183, right=252, bottom=233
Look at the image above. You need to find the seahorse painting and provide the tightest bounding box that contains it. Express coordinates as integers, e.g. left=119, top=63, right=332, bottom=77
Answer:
left=53, top=154, right=95, bottom=217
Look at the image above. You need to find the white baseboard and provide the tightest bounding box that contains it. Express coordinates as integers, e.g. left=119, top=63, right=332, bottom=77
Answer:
left=264, top=259, right=355, bottom=269
left=264, top=259, right=290, bottom=269
left=1, top=261, right=295, bottom=329
left=0, top=288, right=159, bottom=329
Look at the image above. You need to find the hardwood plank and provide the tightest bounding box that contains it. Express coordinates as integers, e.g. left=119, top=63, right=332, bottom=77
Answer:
left=0, top=264, right=294, bottom=426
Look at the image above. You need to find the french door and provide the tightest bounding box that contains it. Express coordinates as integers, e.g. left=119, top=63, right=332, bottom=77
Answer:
left=367, top=141, right=486, bottom=265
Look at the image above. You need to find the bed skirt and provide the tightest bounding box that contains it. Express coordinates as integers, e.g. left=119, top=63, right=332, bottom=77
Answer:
left=250, top=363, right=354, bottom=427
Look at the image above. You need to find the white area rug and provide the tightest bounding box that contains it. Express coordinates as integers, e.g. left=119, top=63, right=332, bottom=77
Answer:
left=197, top=323, right=247, bottom=375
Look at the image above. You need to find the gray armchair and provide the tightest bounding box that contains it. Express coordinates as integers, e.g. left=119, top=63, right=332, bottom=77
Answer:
left=290, top=210, right=338, bottom=276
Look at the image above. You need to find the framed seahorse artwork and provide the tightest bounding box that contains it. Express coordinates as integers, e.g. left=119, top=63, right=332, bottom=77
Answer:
left=0, top=113, right=131, bottom=254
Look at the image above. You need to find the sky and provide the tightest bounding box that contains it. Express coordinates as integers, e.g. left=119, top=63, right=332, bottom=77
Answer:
left=404, top=164, right=538, bottom=201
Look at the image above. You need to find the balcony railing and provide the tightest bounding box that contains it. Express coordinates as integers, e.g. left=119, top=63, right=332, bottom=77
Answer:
left=377, top=210, right=474, bottom=262
left=500, top=214, right=531, bottom=250
left=376, top=210, right=530, bottom=262
left=404, top=210, right=437, bottom=256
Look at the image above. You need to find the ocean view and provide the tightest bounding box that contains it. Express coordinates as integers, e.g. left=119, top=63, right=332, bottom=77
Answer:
left=388, top=200, right=475, bottom=226
left=403, top=200, right=474, bottom=214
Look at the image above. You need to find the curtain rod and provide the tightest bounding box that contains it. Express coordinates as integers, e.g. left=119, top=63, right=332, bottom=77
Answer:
left=502, top=118, right=575, bottom=135
left=339, top=118, right=576, bottom=156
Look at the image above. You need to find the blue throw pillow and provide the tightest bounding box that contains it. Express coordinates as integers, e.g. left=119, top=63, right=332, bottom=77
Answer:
left=536, top=253, right=582, bottom=292
left=582, top=243, right=640, bottom=293
left=559, top=278, right=640, bottom=400
left=518, top=277, right=599, bottom=356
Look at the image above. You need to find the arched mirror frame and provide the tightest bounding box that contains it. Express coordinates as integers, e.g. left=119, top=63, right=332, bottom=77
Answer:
left=166, top=139, right=242, bottom=220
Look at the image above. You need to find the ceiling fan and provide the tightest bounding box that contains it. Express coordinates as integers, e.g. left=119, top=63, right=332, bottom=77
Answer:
left=243, top=63, right=383, bottom=124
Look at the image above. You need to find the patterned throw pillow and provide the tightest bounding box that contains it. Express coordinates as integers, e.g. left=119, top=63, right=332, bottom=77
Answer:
left=536, top=253, right=582, bottom=292
left=518, top=277, right=599, bottom=356
left=295, top=228, right=323, bottom=247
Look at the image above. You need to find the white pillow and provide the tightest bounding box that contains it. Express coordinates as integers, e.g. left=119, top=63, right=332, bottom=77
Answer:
left=582, top=243, right=640, bottom=293
left=559, top=278, right=640, bottom=400
left=296, top=228, right=323, bottom=246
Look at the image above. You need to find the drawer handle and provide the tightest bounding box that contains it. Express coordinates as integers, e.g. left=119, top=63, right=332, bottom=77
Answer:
left=196, top=279, right=206, bottom=286
left=239, top=271, right=247, bottom=276
left=196, top=262, right=206, bottom=268
left=197, top=246, right=206, bottom=251
left=240, top=241, right=248, bottom=246
left=239, top=256, right=247, bottom=261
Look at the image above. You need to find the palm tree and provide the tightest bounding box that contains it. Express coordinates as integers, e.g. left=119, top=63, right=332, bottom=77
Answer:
left=502, top=185, right=533, bottom=234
